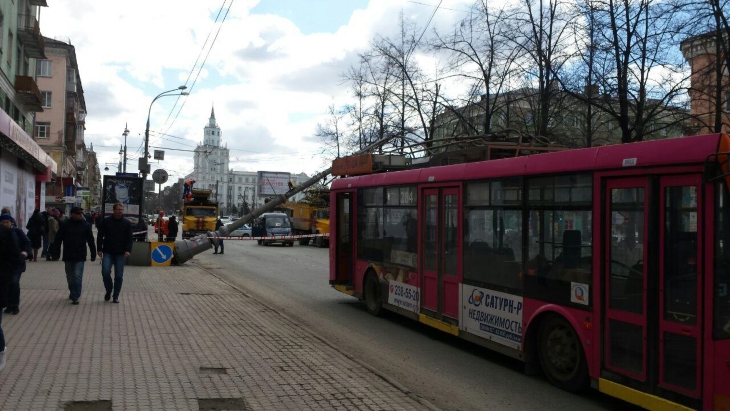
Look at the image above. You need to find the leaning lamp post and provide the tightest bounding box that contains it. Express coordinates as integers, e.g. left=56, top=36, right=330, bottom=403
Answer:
left=142, top=86, right=188, bottom=181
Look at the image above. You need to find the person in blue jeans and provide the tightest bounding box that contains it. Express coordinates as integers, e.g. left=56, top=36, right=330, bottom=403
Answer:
left=52, top=207, right=96, bottom=304
left=96, top=203, right=132, bottom=303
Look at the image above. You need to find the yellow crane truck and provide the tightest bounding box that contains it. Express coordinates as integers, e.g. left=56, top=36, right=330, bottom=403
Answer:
left=282, top=202, right=330, bottom=247
left=181, top=189, right=218, bottom=239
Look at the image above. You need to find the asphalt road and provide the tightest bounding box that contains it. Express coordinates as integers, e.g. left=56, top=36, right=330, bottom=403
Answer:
left=193, top=239, right=639, bottom=411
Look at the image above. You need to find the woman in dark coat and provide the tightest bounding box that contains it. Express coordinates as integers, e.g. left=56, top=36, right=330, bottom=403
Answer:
left=25, top=210, right=44, bottom=262
left=166, top=215, right=178, bottom=242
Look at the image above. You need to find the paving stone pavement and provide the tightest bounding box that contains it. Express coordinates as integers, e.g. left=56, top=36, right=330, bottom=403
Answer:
left=0, top=257, right=429, bottom=411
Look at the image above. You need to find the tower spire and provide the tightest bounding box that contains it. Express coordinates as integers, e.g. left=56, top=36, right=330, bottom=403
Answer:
left=210, top=105, right=215, bottom=120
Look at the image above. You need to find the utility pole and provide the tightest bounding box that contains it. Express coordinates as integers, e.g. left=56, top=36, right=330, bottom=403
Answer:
left=215, top=180, right=219, bottom=215
left=122, top=123, right=129, bottom=172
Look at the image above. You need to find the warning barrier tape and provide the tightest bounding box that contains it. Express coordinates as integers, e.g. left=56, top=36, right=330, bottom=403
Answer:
left=215, top=233, right=330, bottom=241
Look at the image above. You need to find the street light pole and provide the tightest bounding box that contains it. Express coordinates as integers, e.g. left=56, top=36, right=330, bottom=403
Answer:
left=142, top=86, right=188, bottom=181
left=122, top=123, right=129, bottom=173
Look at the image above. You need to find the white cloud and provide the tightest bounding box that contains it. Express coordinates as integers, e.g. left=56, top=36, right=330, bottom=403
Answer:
left=41, top=0, right=475, bottom=186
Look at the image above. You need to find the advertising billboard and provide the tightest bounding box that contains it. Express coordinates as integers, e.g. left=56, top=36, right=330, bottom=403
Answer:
left=102, top=175, right=143, bottom=225
left=257, top=171, right=291, bottom=197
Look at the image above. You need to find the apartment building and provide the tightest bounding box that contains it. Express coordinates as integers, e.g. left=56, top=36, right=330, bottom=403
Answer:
left=0, top=0, right=57, bottom=225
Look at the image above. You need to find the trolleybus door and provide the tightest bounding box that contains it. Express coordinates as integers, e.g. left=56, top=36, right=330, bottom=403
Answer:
left=332, top=192, right=355, bottom=286
left=603, top=175, right=703, bottom=402
left=421, top=187, right=460, bottom=319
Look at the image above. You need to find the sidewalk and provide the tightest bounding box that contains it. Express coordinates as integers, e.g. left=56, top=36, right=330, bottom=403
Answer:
left=0, top=258, right=430, bottom=411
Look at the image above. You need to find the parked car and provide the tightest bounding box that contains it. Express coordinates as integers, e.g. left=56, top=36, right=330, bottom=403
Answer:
left=228, top=224, right=252, bottom=237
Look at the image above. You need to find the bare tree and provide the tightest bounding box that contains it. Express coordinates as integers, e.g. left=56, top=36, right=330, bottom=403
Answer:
left=508, top=0, right=576, bottom=139
left=431, top=1, right=520, bottom=137
left=587, top=0, right=690, bottom=142
left=371, top=11, right=436, bottom=152
left=315, top=105, right=348, bottom=158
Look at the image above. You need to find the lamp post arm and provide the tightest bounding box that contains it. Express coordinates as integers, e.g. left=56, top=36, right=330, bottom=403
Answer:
left=142, top=87, right=186, bottom=180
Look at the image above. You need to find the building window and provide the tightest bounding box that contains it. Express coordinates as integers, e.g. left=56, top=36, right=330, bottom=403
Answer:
left=41, top=91, right=51, bottom=108
left=35, top=122, right=50, bottom=139
left=37, top=60, right=52, bottom=77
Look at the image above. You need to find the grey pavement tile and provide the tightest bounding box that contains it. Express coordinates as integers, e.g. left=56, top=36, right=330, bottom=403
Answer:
left=0, top=260, right=426, bottom=411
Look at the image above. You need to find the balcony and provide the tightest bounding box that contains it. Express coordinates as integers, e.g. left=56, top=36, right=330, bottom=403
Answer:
left=14, top=75, right=43, bottom=112
left=17, top=14, right=46, bottom=59
left=29, top=0, right=49, bottom=6
left=66, top=97, right=79, bottom=123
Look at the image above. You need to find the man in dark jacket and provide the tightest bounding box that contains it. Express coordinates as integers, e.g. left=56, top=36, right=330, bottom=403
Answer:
left=0, top=215, right=31, bottom=314
left=0, top=223, right=21, bottom=371
left=53, top=207, right=96, bottom=305
left=96, top=203, right=132, bottom=303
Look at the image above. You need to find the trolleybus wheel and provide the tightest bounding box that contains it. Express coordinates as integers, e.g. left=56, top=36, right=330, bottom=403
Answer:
left=538, top=316, right=589, bottom=393
left=364, top=273, right=382, bottom=316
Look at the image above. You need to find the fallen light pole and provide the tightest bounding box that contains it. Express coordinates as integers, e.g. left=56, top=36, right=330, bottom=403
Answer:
left=173, top=134, right=394, bottom=264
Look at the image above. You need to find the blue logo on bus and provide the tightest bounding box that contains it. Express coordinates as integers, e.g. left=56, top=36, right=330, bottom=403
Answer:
left=468, top=289, right=484, bottom=307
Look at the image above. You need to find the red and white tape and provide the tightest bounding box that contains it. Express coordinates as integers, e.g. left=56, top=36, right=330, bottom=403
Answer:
left=215, top=233, right=330, bottom=240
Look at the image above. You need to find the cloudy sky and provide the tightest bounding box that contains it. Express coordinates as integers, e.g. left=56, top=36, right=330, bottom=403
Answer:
left=39, top=0, right=474, bottom=186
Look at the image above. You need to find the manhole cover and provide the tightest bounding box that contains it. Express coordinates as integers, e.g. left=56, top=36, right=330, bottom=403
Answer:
left=198, top=398, right=247, bottom=410
left=64, top=400, right=112, bottom=411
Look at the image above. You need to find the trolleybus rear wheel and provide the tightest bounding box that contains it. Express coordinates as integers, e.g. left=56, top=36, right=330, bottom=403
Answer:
left=538, top=316, right=589, bottom=393
left=364, top=273, right=382, bottom=316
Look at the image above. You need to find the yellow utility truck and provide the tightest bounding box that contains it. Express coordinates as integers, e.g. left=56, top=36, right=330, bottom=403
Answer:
left=282, top=202, right=330, bottom=247
left=181, top=189, right=218, bottom=239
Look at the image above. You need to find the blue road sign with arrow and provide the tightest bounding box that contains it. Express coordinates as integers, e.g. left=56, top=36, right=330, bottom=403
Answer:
left=151, top=243, right=173, bottom=266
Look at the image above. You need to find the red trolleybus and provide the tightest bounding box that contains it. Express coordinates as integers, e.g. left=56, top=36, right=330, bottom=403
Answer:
left=329, top=133, right=730, bottom=410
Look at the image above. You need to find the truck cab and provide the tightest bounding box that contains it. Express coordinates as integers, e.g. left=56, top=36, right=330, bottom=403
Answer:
left=253, top=212, right=293, bottom=247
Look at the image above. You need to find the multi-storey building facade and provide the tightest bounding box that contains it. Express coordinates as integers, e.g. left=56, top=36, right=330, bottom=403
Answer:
left=34, top=36, right=93, bottom=212
left=432, top=87, right=688, bottom=153
left=0, top=0, right=57, bottom=226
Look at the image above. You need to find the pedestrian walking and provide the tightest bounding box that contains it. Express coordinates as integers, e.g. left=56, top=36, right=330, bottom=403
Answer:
left=0, top=208, right=15, bottom=227
left=0, top=215, right=31, bottom=315
left=0, top=222, right=21, bottom=371
left=46, top=209, right=60, bottom=261
left=25, top=209, right=44, bottom=262
left=96, top=203, right=132, bottom=304
left=166, top=215, right=178, bottom=242
left=213, top=218, right=224, bottom=254
left=52, top=207, right=96, bottom=305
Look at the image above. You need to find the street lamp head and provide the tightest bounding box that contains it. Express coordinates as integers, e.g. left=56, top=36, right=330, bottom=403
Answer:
left=178, top=85, right=187, bottom=90
left=180, top=92, right=189, bottom=96
left=104, top=166, right=109, bottom=171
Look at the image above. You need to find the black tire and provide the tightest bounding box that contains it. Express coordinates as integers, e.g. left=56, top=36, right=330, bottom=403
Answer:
left=364, top=273, right=383, bottom=316
left=257, top=240, right=262, bottom=245
left=316, top=235, right=325, bottom=248
left=243, top=234, right=250, bottom=238
left=299, top=237, right=310, bottom=246
left=538, top=316, right=589, bottom=393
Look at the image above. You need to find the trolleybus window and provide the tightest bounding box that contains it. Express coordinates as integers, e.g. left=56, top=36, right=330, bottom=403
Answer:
left=463, top=179, right=523, bottom=290
left=716, top=181, right=730, bottom=339
left=524, top=174, right=593, bottom=307
left=358, top=186, right=417, bottom=268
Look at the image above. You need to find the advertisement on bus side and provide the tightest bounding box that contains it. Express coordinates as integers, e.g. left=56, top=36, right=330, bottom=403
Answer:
left=387, top=280, right=420, bottom=314
left=462, top=286, right=523, bottom=350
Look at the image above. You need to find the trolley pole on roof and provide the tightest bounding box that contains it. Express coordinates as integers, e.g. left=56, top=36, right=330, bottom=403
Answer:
left=173, top=134, right=397, bottom=264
